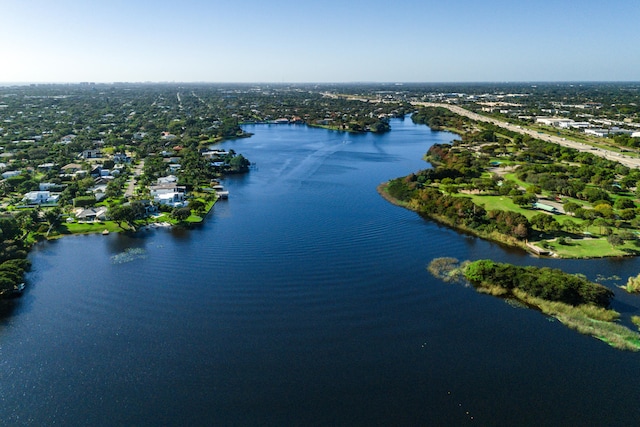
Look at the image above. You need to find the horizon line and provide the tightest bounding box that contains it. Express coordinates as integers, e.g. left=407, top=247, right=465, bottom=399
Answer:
left=2, top=80, right=640, bottom=87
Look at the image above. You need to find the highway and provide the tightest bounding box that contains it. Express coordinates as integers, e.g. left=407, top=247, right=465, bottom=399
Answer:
left=415, top=102, right=640, bottom=169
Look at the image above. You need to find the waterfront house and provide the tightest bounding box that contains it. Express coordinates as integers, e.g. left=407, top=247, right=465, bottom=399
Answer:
left=149, top=182, right=187, bottom=207
left=75, top=206, right=108, bottom=222
left=155, top=192, right=187, bottom=207
left=201, top=150, right=229, bottom=159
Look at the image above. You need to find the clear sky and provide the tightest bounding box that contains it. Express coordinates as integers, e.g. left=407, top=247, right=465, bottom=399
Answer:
left=1, top=0, right=638, bottom=83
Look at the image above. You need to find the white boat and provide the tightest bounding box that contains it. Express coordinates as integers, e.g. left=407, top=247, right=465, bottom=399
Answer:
left=11, top=282, right=26, bottom=296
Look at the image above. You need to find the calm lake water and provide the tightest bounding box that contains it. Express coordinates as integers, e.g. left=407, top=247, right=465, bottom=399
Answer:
left=2, top=119, right=640, bottom=426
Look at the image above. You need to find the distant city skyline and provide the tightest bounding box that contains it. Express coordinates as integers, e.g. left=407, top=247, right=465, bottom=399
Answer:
left=2, top=0, right=639, bottom=83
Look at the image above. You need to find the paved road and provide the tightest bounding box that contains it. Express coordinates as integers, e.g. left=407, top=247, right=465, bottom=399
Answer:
left=415, top=102, right=640, bottom=169
left=124, top=159, right=144, bottom=198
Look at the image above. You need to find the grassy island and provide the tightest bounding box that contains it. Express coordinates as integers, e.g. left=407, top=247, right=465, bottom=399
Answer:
left=380, top=106, right=640, bottom=259
left=428, top=257, right=640, bottom=351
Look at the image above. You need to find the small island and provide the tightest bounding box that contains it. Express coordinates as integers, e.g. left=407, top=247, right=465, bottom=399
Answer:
left=379, top=106, right=640, bottom=258
left=428, top=257, right=640, bottom=351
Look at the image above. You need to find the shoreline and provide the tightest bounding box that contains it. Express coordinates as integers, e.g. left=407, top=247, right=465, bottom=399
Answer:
left=377, top=181, right=639, bottom=259
left=376, top=182, right=589, bottom=259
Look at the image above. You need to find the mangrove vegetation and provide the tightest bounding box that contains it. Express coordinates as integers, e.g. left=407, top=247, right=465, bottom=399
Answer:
left=428, top=257, right=640, bottom=351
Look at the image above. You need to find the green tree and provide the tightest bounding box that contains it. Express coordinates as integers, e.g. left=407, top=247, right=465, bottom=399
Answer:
left=614, top=198, right=635, bottom=210
left=563, top=201, right=581, bottom=216
left=593, top=218, right=610, bottom=235
left=607, top=234, right=624, bottom=247
left=109, top=205, right=135, bottom=229
left=530, top=213, right=559, bottom=233
left=513, top=194, right=536, bottom=207
left=229, top=154, right=250, bottom=172
left=171, top=207, right=191, bottom=222
left=189, top=199, right=206, bottom=215
left=43, top=207, right=62, bottom=236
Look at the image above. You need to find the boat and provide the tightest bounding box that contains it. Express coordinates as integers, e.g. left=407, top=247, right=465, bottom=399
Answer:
left=10, top=282, right=26, bottom=297
left=102, top=229, right=110, bottom=235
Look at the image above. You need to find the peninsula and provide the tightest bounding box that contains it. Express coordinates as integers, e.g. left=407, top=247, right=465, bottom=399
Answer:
left=379, top=105, right=640, bottom=259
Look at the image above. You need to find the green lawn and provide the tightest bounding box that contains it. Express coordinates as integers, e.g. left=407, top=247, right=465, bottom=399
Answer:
left=457, top=193, right=536, bottom=218
left=62, top=221, right=124, bottom=234
left=544, top=237, right=639, bottom=258
left=450, top=191, right=640, bottom=258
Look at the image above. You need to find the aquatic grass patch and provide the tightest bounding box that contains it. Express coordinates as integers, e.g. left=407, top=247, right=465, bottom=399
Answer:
left=511, top=289, right=619, bottom=322
left=475, top=284, right=510, bottom=297
left=111, top=248, right=147, bottom=264
left=620, top=273, right=640, bottom=293
left=427, top=257, right=468, bottom=284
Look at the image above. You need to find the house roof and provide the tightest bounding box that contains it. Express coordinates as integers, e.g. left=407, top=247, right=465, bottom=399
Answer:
left=75, top=207, right=108, bottom=219
left=62, top=163, right=83, bottom=170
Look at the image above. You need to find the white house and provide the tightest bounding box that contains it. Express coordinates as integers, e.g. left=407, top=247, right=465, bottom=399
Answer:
left=79, top=149, right=102, bottom=159
left=149, top=182, right=187, bottom=207
left=201, top=150, right=229, bottom=159
left=157, top=175, right=178, bottom=184
left=23, top=191, right=59, bottom=205
left=155, top=192, right=187, bottom=207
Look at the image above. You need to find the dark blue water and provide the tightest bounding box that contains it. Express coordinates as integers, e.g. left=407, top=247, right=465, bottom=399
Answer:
left=2, top=119, right=640, bottom=426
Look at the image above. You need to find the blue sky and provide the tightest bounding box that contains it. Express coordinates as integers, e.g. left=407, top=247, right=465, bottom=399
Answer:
left=1, top=0, right=638, bottom=83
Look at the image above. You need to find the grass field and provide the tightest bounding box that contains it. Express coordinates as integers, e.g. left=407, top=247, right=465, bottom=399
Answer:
left=444, top=191, right=637, bottom=258
left=543, top=237, right=639, bottom=258
left=62, top=221, right=123, bottom=234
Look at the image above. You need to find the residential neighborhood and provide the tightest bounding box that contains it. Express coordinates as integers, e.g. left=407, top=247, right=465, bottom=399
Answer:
left=1, top=82, right=639, bottom=301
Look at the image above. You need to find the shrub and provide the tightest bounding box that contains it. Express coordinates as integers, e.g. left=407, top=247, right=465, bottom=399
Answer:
left=73, top=196, right=96, bottom=208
